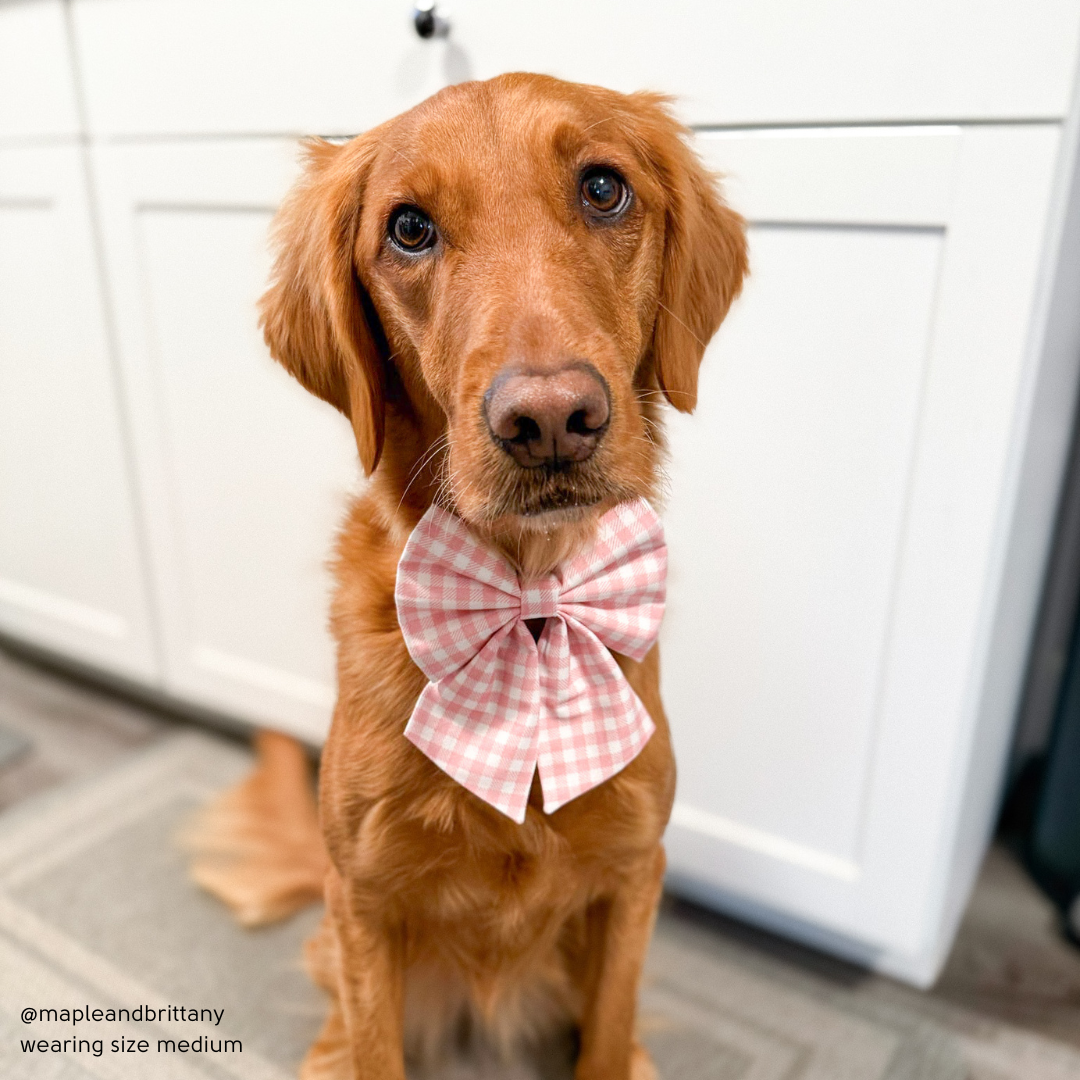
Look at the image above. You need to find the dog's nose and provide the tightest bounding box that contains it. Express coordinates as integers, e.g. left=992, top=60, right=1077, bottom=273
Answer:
left=484, top=364, right=610, bottom=467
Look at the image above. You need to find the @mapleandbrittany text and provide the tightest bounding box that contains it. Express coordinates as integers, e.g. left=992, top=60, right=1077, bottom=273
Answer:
left=20, top=1005, right=240, bottom=1057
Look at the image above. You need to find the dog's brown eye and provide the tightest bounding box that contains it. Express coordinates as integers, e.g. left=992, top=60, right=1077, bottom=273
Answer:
left=389, top=206, right=436, bottom=251
left=581, top=169, right=628, bottom=215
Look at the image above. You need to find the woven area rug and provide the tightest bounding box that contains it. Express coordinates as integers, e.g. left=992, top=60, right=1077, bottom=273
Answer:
left=1, top=730, right=1079, bottom=1080
left=0, top=722, right=29, bottom=772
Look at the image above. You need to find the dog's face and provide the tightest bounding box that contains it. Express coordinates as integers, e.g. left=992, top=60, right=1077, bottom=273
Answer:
left=260, top=74, right=746, bottom=548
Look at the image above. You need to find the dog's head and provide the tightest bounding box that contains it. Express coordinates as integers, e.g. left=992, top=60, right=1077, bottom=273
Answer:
left=260, top=74, right=746, bottom=560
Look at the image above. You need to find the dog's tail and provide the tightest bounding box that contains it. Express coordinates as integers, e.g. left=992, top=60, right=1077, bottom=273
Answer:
left=181, top=729, right=328, bottom=926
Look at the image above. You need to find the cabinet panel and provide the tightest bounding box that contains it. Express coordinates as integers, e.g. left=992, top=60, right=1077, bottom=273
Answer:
left=661, top=126, right=1063, bottom=982
left=0, top=146, right=157, bottom=679
left=0, top=1, right=80, bottom=140
left=457, top=2, right=1080, bottom=128
left=665, top=224, right=942, bottom=868
left=69, top=0, right=1080, bottom=137
left=92, top=141, right=358, bottom=741
left=70, top=1, right=451, bottom=139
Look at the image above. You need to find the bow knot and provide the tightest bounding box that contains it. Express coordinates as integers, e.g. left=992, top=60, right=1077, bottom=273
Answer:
left=519, top=578, right=561, bottom=621
left=395, top=498, right=667, bottom=822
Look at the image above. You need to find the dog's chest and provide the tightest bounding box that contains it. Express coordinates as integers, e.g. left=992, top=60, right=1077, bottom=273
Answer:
left=408, top=838, right=589, bottom=966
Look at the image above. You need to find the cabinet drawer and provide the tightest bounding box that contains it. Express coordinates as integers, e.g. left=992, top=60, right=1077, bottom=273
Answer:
left=0, top=1, right=81, bottom=140
left=70, top=0, right=1080, bottom=138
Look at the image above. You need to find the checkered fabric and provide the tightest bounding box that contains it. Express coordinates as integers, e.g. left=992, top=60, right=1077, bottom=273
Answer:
left=395, top=498, right=667, bottom=822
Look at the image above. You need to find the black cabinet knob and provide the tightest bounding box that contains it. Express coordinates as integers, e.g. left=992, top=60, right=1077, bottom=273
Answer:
left=413, top=1, right=449, bottom=39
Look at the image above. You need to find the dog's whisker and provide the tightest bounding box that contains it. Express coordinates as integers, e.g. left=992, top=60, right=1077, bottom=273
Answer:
left=406, top=434, right=450, bottom=488
left=397, top=434, right=450, bottom=510
left=636, top=385, right=696, bottom=402
left=438, top=461, right=477, bottom=515
left=409, top=433, right=451, bottom=482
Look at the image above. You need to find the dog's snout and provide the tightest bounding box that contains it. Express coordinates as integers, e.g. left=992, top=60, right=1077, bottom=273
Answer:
left=484, top=364, right=610, bottom=467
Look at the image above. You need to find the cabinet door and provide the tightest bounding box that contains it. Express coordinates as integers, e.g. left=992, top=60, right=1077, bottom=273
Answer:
left=91, top=142, right=358, bottom=742
left=661, top=125, right=1066, bottom=984
left=0, top=146, right=158, bottom=680
left=0, top=1, right=81, bottom=140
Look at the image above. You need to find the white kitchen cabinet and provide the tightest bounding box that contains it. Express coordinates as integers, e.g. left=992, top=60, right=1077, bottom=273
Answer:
left=90, top=141, right=359, bottom=742
left=0, top=0, right=81, bottom=141
left=70, top=0, right=1080, bottom=136
left=662, top=125, right=1077, bottom=984
left=2, top=0, right=1078, bottom=987
left=0, top=145, right=158, bottom=680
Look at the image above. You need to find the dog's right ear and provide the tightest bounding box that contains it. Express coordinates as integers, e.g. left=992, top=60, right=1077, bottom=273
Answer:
left=259, top=137, right=386, bottom=474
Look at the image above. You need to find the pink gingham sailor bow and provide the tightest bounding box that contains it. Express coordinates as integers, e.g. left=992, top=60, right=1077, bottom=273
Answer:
left=395, top=498, right=667, bottom=822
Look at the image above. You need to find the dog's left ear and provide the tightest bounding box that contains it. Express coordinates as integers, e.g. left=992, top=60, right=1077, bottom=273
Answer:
left=634, top=96, right=748, bottom=413
left=259, top=136, right=387, bottom=474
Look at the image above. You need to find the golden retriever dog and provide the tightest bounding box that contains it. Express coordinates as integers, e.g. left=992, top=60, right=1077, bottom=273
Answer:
left=187, top=72, right=746, bottom=1080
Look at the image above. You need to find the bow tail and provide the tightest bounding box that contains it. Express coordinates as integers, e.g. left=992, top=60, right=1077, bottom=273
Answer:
left=404, top=621, right=541, bottom=823
left=535, top=618, right=656, bottom=814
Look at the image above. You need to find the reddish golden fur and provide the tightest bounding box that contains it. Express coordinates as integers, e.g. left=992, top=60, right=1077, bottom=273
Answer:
left=183, top=730, right=327, bottom=926
left=188, top=74, right=746, bottom=1079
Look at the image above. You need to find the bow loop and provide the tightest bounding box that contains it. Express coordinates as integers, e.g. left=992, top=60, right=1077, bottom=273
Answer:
left=395, top=506, right=522, bottom=682
left=558, top=499, right=667, bottom=662
left=395, top=499, right=666, bottom=822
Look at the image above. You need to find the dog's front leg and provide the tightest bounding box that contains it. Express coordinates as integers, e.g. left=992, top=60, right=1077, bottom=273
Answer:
left=325, top=866, right=406, bottom=1080
left=575, top=844, right=665, bottom=1080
